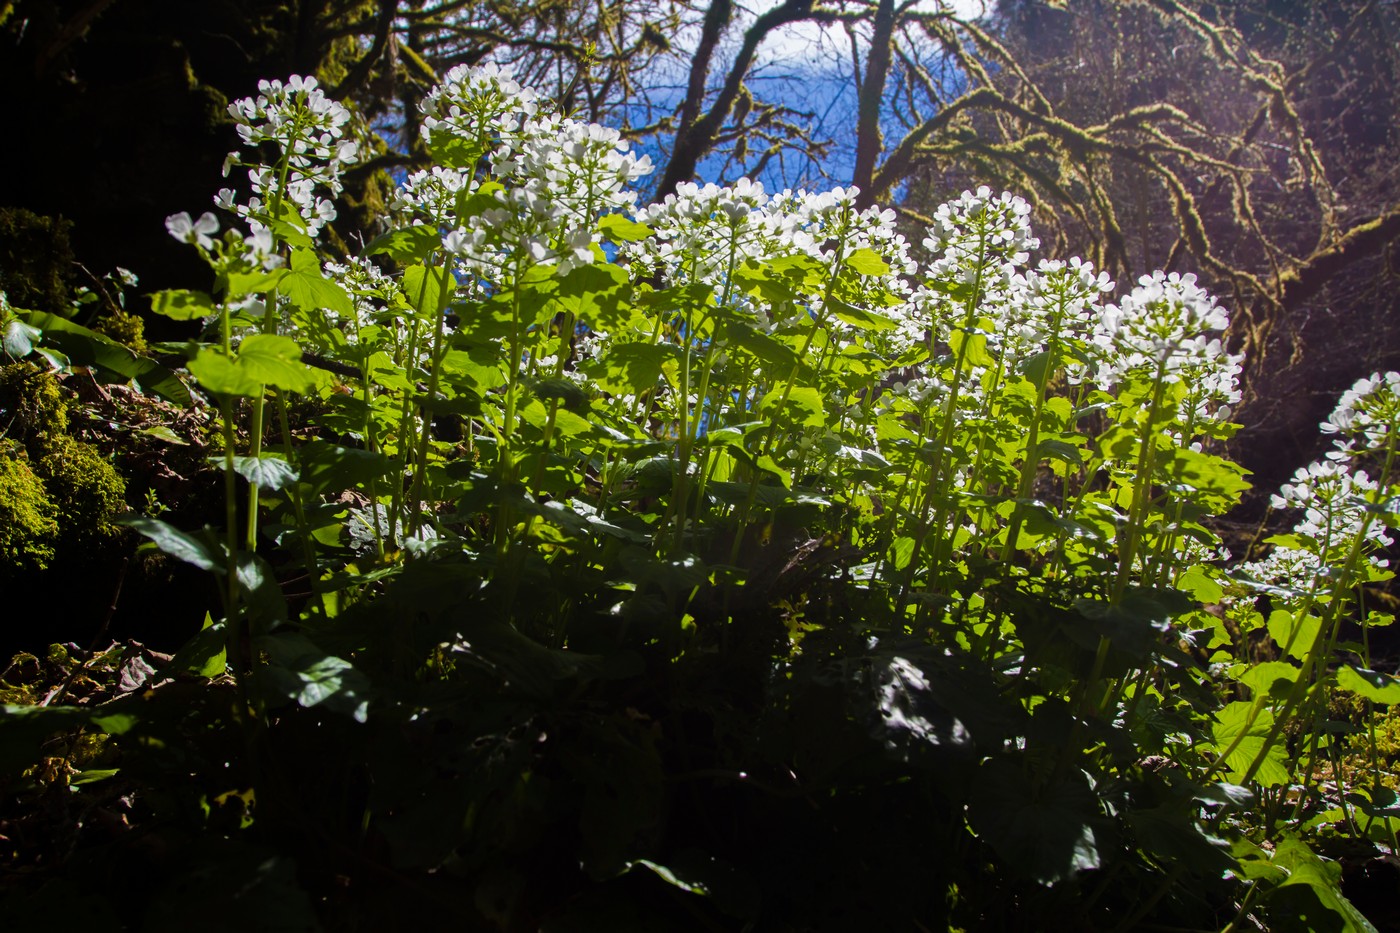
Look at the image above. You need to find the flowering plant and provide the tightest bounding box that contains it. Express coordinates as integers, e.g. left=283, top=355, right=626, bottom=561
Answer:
left=4, top=66, right=1394, bottom=931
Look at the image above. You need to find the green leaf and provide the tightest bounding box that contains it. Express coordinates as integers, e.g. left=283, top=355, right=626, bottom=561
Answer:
left=1235, top=661, right=1299, bottom=698
left=223, top=267, right=286, bottom=299
left=365, top=224, right=443, bottom=263
left=0, top=703, right=140, bottom=774
left=968, top=758, right=1102, bottom=885
left=189, top=348, right=262, bottom=397
left=278, top=248, right=354, bottom=315
left=723, top=320, right=801, bottom=371
left=599, top=214, right=653, bottom=243
left=403, top=263, right=454, bottom=316
left=1268, top=609, right=1321, bottom=661
left=19, top=311, right=192, bottom=405
left=1269, top=837, right=1379, bottom=933
left=236, top=334, right=314, bottom=393
left=1176, top=566, right=1224, bottom=604
left=948, top=328, right=995, bottom=368
left=624, top=859, right=708, bottom=895
left=1210, top=700, right=1289, bottom=786
left=1337, top=665, right=1400, bottom=705
left=123, top=516, right=225, bottom=574
left=587, top=342, right=679, bottom=395
left=888, top=536, right=915, bottom=571
left=254, top=632, right=371, bottom=722
left=231, top=454, right=300, bottom=492
left=553, top=262, right=630, bottom=329
left=845, top=247, right=891, bottom=276
left=297, top=440, right=394, bottom=495
left=165, top=613, right=227, bottom=678
left=758, top=385, right=824, bottom=427
left=140, top=425, right=189, bottom=445
left=149, top=289, right=216, bottom=321
left=426, top=128, right=485, bottom=169
left=829, top=299, right=897, bottom=331
left=1161, top=446, right=1251, bottom=500
left=3, top=318, right=41, bottom=358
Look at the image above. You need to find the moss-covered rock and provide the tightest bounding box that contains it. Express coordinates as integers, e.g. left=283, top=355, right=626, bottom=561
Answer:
left=0, top=361, right=68, bottom=448
left=0, top=444, right=59, bottom=575
left=92, top=308, right=148, bottom=354
left=37, top=435, right=128, bottom=553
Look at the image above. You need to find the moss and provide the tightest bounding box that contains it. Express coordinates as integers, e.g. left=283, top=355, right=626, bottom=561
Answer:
left=37, top=435, right=127, bottom=553
left=0, top=444, right=58, bottom=575
left=0, top=361, right=68, bottom=449
left=0, top=207, right=75, bottom=313
left=92, top=308, right=148, bottom=354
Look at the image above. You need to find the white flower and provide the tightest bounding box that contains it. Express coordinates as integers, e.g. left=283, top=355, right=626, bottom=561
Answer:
left=1091, top=271, right=1229, bottom=388
left=166, top=211, right=219, bottom=250
left=922, top=187, right=1039, bottom=281
left=1321, top=371, right=1400, bottom=462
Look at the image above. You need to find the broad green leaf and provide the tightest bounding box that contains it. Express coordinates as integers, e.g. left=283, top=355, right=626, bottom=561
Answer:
left=888, top=536, right=915, bottom=571
left=1269, top=837, right=1379, bottom=933
left=231, top=454, right=300, bottom=491
left=236, top=334, right=314, bottom=393
left=254, top=632, right=371, bottom=722
left=758, top=385, right=824, bottom=427
left=1161, top=447, right=1251, bottom=500
left=403, top=263, right=454, bottom=316
left=733, top=254, right=823, bottom=303
left=1336, top=665, right=1400, bottom=705
left=1268, top=609, right=1321, bottom=661
left=948, top=328, right=995, bottom=368
left=754, top=454, right=792, bottom=489
left=278, top=248, right=354, bottom=315
left=140, top=425, right=188, bottom=445
left=553, top=262, right=630, bottom=329
left=297, top=440, right=394, bottom=495
left=587, top=342, right=679, bottom=395
left=149, top=289, right=216, bottom=321
left=189, top=347, right=262, bottom=396
left=166, top=613, right=227, bottom=678
left=365, top=223, right=443, bottom=263
left=1210, top=701, right=1288, bottom=786
left=19, top=311, right=192, bottom=405
left=223, top=267, right=286, bottom=299
left=724, top=320, right=801, bottom=370
left=123, top=516, right=225, bottom=574
left=599, top=214, right=652, bottom=243
left=1176, top=566, right=1224, bottom=603
left=365, top=350, right=416, bottom=392
left=3, top=318, right=41, bottom=358
left=426, top=128, right=485, bottom=169
left=968, top=759, right=1102, bottom=885
left=1235, top=661, right=1298, bottom=698
left=845, top=247, right=890, bottom=276
left=829, top=299, right=897, bottom=332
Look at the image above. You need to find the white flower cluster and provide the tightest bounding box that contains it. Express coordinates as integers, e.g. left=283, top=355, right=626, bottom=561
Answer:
left=632, top=178, right=782, bottom=288
left=410, top=65, right=653, bottom=277
left=322, top=256, right=403, bottom=344
left=1247, top=459, right=1394, bottom=591
left=995, top=257, right=1114, bottom=368
left=419, top=63, right=538, bottom=154
left=1320, top=371, right=1400, bottom=462
left=1090, top=271, right=1231, bottom=388
left=164, top=211, right=283, bottom=273
left=219, top=75, right=358, bottom=240
left=922, top=187, right=1039, bottom=283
